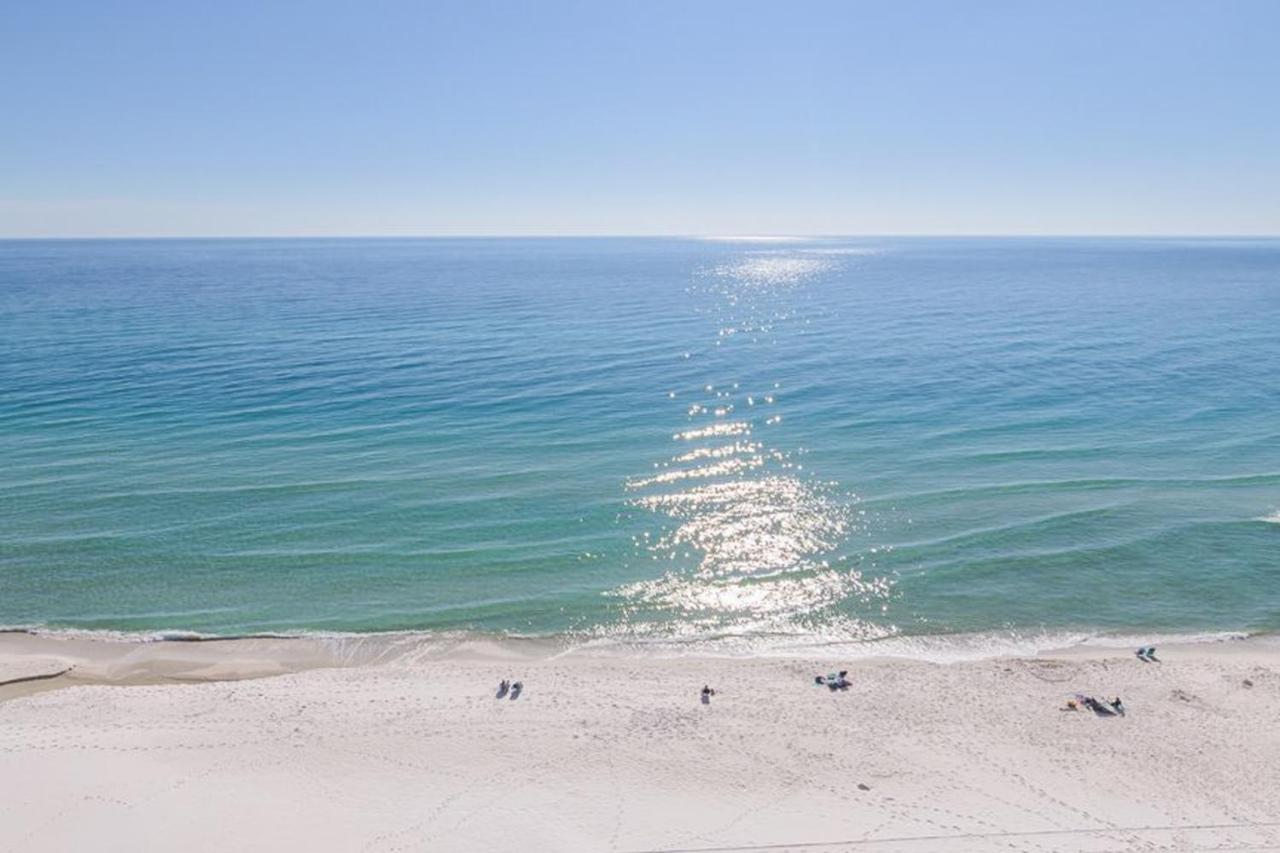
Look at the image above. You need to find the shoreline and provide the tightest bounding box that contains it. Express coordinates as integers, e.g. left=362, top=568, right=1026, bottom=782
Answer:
left=2, top=624, right=1276, bottom=700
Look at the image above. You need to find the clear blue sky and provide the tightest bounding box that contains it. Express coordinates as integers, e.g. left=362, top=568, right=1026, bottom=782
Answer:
left=3, top=0, right=1278, bottom=237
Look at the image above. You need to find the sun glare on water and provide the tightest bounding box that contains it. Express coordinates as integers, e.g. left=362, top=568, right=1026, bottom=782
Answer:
left=610, top=247, right=895, bottom=647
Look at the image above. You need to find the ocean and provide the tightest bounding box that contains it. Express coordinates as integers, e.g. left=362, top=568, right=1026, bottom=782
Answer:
left=1, top=237, right=1277, bottom=654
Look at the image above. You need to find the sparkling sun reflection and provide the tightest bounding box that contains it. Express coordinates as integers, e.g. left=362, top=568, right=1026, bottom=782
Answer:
left=608, top=247, right=896, bottom=649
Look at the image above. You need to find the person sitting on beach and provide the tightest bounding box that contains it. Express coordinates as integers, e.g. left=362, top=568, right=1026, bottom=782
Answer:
left=701, top=685, right=715, bottom=704
left=828, top=671, right=850, bottom=690
left=1110, top=696, right=1125, bottom=715
left=815, top=671, right=850, bottom=691
left=1080, top=695, right=1120, bottom=716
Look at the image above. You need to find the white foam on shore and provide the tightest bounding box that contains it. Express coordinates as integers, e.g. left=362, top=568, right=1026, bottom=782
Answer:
left=556, top=625, right=1274, bottom=663
left=1077, top=629, right=1255, bottom=648
left=1, top=625, right=321, bottom=644
left=571, top=628, right=1090, bottom=663
left=5, top=623, right=1272, bottom=666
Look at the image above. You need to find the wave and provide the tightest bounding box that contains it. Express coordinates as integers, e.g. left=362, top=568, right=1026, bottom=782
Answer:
left=860, top=473, right=1280, bottom=507
left=4, top=623, right=1270, bottom=664
left=1077, top=629, right=1255, bottom=647
left=0, top=625, right=320, bottom=644
left=570, top=625, right=1275, bottom=662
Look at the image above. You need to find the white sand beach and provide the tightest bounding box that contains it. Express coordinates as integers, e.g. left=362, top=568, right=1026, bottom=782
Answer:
left=2, top=632, right=1278, bottom=852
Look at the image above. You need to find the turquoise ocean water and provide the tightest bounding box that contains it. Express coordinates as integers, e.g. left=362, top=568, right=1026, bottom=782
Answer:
left=1, top=238, right=1277, bottom=652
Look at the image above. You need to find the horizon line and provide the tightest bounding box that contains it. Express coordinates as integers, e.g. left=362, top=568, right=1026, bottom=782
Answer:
left=3, top=232, right=1280, bottom=242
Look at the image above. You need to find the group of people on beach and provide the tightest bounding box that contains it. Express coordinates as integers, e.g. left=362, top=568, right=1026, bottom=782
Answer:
left=1058, top=646, right=1155, bottom=716
left=701, top=671, right=851, bottom=704
left=493, top=675, right=849, bottom=706
left=494, top=679, right=523, bottom=700
left=494, top=648, right=1154, bottom=714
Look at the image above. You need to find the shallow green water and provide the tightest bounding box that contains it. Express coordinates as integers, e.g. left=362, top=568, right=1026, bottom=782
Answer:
left=1, top=237, right=1277, bottom=649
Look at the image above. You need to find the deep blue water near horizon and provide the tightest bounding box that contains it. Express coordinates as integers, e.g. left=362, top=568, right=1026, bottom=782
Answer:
left=2, top=237, right=1278, bottom=649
